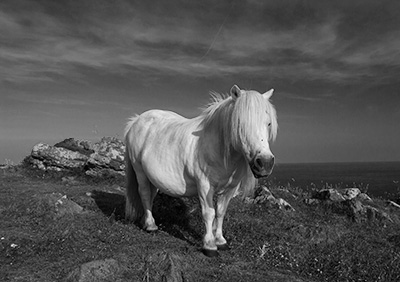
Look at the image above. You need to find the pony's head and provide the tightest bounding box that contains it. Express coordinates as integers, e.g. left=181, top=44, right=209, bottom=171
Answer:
left=229, top=85, right=277, bottom=178
left=202, top=85, right=278, bottom=178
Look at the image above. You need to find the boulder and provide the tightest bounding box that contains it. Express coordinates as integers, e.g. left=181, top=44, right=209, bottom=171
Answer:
left=28, top=137, right=125, bottom=177
left=144, top=251, right=186, bottom=282
left=312, top=189, right=345, bottom=202
left=365, top=205, right=393, bottom=223
left=43, top=193, right=84, bottom=218
left=55, top=138, right=95, bottom=156
left=357, top=192, right=373, bottom=202
left=246, top=185, right=295, bottom=211
left=306, top=188, right=392, bottom=223
left=340, top=188, right=361, bottom=200
left=31, top=143, right=88, bottom=171
left=275, top=198, right=295, bottom=211
left=387, top=200, right=400, bottom=209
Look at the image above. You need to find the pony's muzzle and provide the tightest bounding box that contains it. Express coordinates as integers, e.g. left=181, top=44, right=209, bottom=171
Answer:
left=250, top=155, right=275, bottom=178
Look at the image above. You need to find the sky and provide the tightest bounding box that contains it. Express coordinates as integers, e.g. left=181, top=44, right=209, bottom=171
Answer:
left=1, top=0, right=400, bottom=164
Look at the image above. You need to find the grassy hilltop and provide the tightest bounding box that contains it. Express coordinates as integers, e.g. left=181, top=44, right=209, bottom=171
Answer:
left=1, top=163, right=400, bottom=282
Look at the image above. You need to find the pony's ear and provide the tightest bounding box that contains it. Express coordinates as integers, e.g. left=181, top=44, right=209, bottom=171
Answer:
left=230, top=85, right=242, bottom=101
left=263, top=89, right=274, bottom=100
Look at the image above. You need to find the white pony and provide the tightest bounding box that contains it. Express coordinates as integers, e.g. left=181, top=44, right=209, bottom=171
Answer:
left=124, top=85, right=277, bottom=257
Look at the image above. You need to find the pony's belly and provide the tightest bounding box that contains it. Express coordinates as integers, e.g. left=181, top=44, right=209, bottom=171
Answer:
left=144, top=166, right=198, bottom=197
left=150, top=176, right=198, bottom=197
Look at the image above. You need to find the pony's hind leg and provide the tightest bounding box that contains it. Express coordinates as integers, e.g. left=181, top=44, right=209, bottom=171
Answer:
left=136, top=170, right=158, bottom=232
left=125, top=153, right=144, bottom=222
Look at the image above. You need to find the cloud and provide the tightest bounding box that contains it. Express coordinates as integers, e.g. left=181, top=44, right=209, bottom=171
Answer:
left=1, top=0, right=399, bottom=89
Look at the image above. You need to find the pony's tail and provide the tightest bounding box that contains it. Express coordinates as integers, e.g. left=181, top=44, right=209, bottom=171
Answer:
left=125, top=150, right=144, bottom=222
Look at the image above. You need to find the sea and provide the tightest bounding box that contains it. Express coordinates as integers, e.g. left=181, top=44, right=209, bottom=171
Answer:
left=268, top=162, right=400, bottom=199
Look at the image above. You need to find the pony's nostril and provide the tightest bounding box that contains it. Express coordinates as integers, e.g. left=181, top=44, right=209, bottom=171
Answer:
left=255, top=157, right=263, bottom=170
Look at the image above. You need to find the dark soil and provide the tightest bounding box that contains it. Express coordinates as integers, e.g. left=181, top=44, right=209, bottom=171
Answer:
left=1, top=165, right=400, bottom=281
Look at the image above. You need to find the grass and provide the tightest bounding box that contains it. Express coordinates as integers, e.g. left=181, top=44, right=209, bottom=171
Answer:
left=1, top=164, right=400, bottom=281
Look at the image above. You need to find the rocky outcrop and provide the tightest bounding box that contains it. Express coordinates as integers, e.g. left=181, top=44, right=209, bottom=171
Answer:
left=246, top=185, right=295, bottom=211
left=306, top=188, right=392, bottom=223
left=31, top=143, right=88, bottom=171
left=28, top=137, right=125, bottom=177
left=42, top=192, right=84, bottom=219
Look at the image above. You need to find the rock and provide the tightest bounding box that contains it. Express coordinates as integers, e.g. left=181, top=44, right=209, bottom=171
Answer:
left=357, top=193, right=373, bottom=202
left=312, top=189, right=345, bottom=202
left=43, top=193, right=84, bottom=218
left=339, top=199, right=364, bottom=220
left=246, top=186, right=295, bottom=211
left=55, top=138, right=95, bottom=156
left=145, top=251, right=186, bottom=282
left=387, top=200, right=400, bottom=209
left=252, top=186, right=276, bottom=204
left=304, top=198, right=320, bottom=205
left=31, top=143, right=88, bottom=170
left=275, top=198, right=295, bottom=211
left=340, top=188, right=361, bottom=200
left=28, top=137, right=126, bottom=177
left=365, top=205, right=393, bottom=223
left=65, top=258, right=121, bottom=282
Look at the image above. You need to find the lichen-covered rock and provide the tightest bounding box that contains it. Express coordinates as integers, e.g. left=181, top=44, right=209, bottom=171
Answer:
left=357, top=192, right=373, bottom=202
left=55, top=138, right=95, bottom=156
left=246, top=185, right=295, bottom=211
left=340, top=188, right=361, bottom=200
left=31, top=143, right=88, bottom=170
left=28, top=137, right=126, bottom=177
left=42, top=192, right=84, bottom=218
left=312, top=189, right=345, bottom=202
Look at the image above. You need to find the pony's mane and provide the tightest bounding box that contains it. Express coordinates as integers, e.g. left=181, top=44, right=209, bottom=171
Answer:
left=200, top=90, right=278, bottom=144
left=200, top=90, right=278, bottom=197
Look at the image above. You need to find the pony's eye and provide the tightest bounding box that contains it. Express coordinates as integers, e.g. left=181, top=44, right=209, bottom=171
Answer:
left=268, top=122, right=271, bottom=127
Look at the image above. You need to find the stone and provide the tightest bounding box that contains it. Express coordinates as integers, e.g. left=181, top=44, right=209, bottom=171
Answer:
left=340, top=200, right=364, bottom=221
left=387, top=200, right=400, bottom=209
left=145, top=251, right=186, bottom=282
left=43, top=193, right=84, bottom=218
left=365, top=205, right=393, bottom=223
left=312, top=189, right=345, bottom=202
left=28, top=137, right=126, bottom=177
left=55, top=138, right=95, bottom=156
left=65, top=258, right=121, bottom=282
left=341, top=188, right=361, bottom=200
left=357, top=193, right=373, bottom=202
left=31, top=143, right=88, bottom=170
left=275, top=198, right=295, bottom=211
left=304, top=198, right=320, bottom=205
left=247, top=186, right=295, bottom=211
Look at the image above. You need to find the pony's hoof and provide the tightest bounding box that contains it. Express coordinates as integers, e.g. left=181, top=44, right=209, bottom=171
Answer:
left=202, top=249, right=219, bottom=257
left=144, top=226, right=159, bottom=233
left=217, top=243, right=230, bottom=251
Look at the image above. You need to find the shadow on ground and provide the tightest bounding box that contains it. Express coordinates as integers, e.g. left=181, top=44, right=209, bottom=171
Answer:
left=91, top=190, right=202, bottom=246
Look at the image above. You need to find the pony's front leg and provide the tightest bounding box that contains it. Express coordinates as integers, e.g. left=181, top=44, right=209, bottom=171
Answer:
left=214, top=185, right=239, bottom=250
left=198, top=182, right=218, bottom=257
